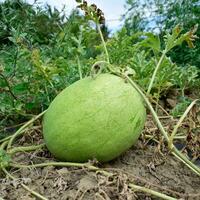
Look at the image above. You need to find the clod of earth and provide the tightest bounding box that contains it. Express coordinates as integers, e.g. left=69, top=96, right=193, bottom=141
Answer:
left=43, top=73, right=146, bottom=162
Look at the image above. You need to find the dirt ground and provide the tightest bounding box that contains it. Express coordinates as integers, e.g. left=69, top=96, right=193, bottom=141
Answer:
left=0, top=90, right=200, bottom=200
left=0, top=139, right=200, bottom=200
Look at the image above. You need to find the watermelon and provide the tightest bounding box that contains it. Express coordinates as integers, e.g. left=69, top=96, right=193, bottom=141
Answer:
left=43, top=73, right=146, bottom=162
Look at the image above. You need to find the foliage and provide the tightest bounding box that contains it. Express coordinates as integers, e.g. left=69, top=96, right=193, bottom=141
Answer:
left=0, top=0, right=199, bottom=133
left=0, top=0, right=65, bottom=45
left=107, top=27, right=199, bottom=96
left=170, top=97, right=192, bottom=117
left=124, top=0, right=200, bottom=67
left=0, top=0, right=106, bottom=130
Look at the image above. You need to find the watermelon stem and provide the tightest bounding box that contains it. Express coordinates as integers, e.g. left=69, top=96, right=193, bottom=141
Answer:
left=168, top=99, right=199, bottom=148
left=7, top=143, right=46, bottom=155
left=124, top=74, right=200, bottom=176
left=6, top=110, right=46, bottom=150
left=129, top=184, right=177, bottom=200
left=147, top=50, right=167, bottom=95
left=10, top=161, right=99, bottom=170
left=97, top=24, right=110, bottom=63
left=96, top=23, right=200, bottom=175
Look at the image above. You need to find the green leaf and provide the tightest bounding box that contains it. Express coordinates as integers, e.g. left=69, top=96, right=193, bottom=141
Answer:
left=164, top=24, right=183, bottom=51
left=139, top=33, right=161, bottom=52
left=25, top=102, right=35, bottom=110
left=12, top=83, right=29, bottom=94
left=170, top=98, right=192, bottom=117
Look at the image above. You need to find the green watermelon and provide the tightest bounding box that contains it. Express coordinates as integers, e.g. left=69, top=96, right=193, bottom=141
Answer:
left=43, top=73, right=146, bottom=162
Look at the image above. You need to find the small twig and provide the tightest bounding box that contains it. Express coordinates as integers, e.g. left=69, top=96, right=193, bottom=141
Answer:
left=0, top=121, right=27, bottom=134
left=2, top=167, right=48, bottom=200
left=129, top=184, right=177, bottom=200
left=171, top=147, right=200, bottom=175
left=21, top=184, right=48, bottom=200
left=0, top=136, right=12, bottom=144
left=147, top=50, right=166, bottom=95
left=125, top=75, right=170, bottom=142
left=10, top=161, right=99, bottom=171
left=0, top=73, right=18, bottom=100
left=169, top=99, right=199, bottom=148
left=149, top=95, right=171, bottom=117
left=0, top=125, right=41, bottom=144
left=158, top=116, right=173, bottom=119
left=97, top=24, right=110, bottom=63
left=7, top=110, right=46, bottom=150
left=95, top=193, right=106, bottom=200
left=8, top=143, right=45, bottom=155
left=1, top=141, right=9, bottom=149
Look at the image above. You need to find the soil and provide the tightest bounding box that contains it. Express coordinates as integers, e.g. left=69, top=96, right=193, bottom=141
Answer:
left=0, top=91, right=200, bottom=200
left=0, top=140, right=200, bottom=200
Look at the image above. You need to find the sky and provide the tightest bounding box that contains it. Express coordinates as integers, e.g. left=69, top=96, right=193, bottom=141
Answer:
left=26, top=0, right=127, bottom=31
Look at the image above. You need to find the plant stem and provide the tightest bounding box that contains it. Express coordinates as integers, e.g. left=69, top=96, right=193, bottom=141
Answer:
left=124, top=75, right=200, bottom=176
left=0, top=130, right=28, bottom=146
left=7, top=110, right=46, bottom=150
left=147, top=50, right=166, bottom=94
left=97, top=24, right=110, bottom=63
left=8, top=143, right=45, bottom=155
left=149, top=95, right=171, bottom=117
left=77, top=55, right=83, bottom=79
left=20, top=184, right=48, bottom=200
left=129, top=184, right=177, bottom=200
left=10, top=161, right=98, bottom=171
left=0, top=125, right=41, bottom=145
left=1, top=141, right=8, bottom=149
left=125, top=75, right=169, bottom=142
left=0, top=136, right=12, bottom=144
left=0, top=73, right=18, bottom=100
left=2, top=167, right=48, bottom=200
left=172, top=147, right=200, bottom=175
left=169, top=99, right=199, bottom=148
left=44, top=83, right=50, bottom=104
